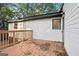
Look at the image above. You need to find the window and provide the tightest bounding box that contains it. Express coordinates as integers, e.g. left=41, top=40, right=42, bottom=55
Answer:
left=14, top=22, right=18, bottom=29
left=52, top=19, right=61, bottom=29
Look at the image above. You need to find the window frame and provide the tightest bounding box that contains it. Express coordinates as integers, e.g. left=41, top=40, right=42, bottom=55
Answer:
left=14, top=22, right=18, bottom=29
left=52, top=19, right=61, bottom=30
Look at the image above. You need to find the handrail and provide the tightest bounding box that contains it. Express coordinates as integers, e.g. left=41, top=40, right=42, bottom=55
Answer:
left=0, top=30, right=33, bottom=49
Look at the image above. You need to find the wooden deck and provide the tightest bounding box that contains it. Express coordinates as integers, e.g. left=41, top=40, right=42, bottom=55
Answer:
left=0, top=39, right=67, bottom=56
left=0, top=30, right=67, bottom=56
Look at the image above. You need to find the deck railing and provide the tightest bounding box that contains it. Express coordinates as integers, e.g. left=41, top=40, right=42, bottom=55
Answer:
left=0, top=30, right=33, bottom=49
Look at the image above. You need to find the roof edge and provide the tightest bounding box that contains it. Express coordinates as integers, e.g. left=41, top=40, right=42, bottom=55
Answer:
left=8, top=11, right=63, bottom=23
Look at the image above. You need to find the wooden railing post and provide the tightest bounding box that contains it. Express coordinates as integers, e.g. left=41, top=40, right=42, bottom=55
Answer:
left=28, top=30, right=33, bottom=41
left=30, top=30, right=33, bottom=41
left=0, top=33, right=1, bottom=45
left=13, top=32, right=15, bottom=44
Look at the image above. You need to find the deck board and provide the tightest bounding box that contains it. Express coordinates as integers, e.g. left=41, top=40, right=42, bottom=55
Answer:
left=0, top=39, right=67, bottom=56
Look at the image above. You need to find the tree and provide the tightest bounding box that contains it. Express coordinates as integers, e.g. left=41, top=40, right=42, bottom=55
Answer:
left=15, top=3, right=62, bottom=18
left=0, top=3, right=14, bottom=29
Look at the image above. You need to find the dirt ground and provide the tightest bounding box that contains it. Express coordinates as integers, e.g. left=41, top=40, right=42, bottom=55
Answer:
left=0, top=39, right=68, bottom=56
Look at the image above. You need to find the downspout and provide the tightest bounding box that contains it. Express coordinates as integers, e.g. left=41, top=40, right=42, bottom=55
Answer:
left=60, top=3, right=64, bottom=12
left=62, top=13, right=65, bottom=45
left=61, top=3, right=65, bottom=45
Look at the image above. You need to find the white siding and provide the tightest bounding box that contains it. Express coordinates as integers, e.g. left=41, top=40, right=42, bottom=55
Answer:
left=8, top=23, right=14, bottom=30
left=63, top=3, right=79, bottom=56
left=17, top=22, right=23, bottom=30
left=23, top=18, right=63, bottom=42
left=8, top=22, right=23, bottom=30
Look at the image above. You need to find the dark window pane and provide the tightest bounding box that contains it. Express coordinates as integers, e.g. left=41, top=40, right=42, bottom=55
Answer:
left=52, top=19, right=61, bottom=29
left=14, top=22, right=17, bottom=29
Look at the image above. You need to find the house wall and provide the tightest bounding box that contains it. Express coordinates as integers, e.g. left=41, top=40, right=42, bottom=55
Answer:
left=63, top=3, right=79, bottom=56
left=8, top=17, right=63, bottom=42
left=8, top=22, right=23, bottom=30
left=23, top=18, right=63, bottom=42
left=8, top=23, right=14, bottom=30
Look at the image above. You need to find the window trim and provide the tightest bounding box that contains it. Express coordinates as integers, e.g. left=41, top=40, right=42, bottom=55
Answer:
left=52, top=19, right=61, bottom=30
left=14, top=22, right=18, bottom=29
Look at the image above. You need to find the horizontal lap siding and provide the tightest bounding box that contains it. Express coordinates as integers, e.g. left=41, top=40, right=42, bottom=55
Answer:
left=23, top=18, right=62, bottom=42
left=63, top=3, right=79, bottom=55
left=8, top=23, right=14, bottom=30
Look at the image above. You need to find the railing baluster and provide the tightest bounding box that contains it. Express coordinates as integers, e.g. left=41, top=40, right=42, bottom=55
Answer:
left=0, top=33, right=1, bottom=46
left=5, top=33, right=8, bottom=45
left=13, top=32, right=15, bottom=44
left=7, top=32, right=9, bottom=45
left=2, top=33, right=4, bottom=47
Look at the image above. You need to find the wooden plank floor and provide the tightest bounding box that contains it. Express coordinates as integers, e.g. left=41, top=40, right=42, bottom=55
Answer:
left=0, top=39, right=68, bottom=56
